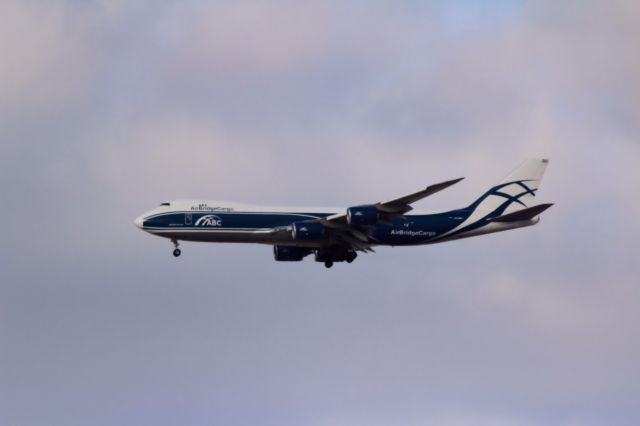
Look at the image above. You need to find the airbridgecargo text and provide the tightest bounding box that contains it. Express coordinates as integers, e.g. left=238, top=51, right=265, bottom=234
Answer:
left=191, top=204, right=234, bottom=212
left=390, top=230, right=436, bottom=237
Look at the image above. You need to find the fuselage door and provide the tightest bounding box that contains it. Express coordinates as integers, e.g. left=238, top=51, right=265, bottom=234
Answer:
left=185, top=213, right=192, bottom=226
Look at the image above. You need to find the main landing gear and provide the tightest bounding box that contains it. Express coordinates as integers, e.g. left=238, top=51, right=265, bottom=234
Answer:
left=171, top=239, right=181, bottom=257
left=317, top=248, right=357, bottom=268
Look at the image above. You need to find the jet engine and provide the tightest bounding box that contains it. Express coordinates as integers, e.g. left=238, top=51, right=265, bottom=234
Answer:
left=273, top=245, right=311, bottom=261
left=291, top=221, right=325, bottom=241
left=346, top=206, right=379, bottom=226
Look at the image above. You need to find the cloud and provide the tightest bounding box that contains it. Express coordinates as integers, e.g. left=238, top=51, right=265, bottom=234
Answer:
left=0, top=2, right=102, bottom=119
left=1, top=2, right=640, bottom=426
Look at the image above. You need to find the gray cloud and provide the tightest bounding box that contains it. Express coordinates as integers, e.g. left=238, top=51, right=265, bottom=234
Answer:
left=1, top=1, right=639, bottom=425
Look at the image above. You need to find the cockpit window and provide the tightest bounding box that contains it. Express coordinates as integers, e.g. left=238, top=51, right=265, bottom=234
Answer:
left=160, top=202, right=171, bottom=206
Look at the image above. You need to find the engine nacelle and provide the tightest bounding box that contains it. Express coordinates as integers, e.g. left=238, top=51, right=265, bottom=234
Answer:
left=346, top=206, right=379, bottom=226
left=292, top=221, right=325, bottom=241
left=273, top=245, right=311, bottom=261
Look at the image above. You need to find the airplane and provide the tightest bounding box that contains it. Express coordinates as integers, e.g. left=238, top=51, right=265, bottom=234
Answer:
left=134, top=159, right=552, bottom=268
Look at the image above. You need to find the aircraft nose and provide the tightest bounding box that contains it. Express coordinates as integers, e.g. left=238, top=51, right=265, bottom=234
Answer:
left=134, top=215, right=144, bottom=229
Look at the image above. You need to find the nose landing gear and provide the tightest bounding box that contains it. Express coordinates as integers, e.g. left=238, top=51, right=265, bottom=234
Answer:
left=171, top=239, right=181, bottom=257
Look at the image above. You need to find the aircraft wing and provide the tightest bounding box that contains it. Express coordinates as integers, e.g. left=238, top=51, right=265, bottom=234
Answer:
left=374, top=177, right=465, bottom=214
left=318, top=177, right=464, bottom=251
left=321, top=177, right=464, bottom=226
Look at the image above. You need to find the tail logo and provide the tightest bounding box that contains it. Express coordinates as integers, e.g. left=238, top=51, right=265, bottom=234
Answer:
left=195, top=215, right=222, bottom=227
left=489, top=180, right=537, bottom=209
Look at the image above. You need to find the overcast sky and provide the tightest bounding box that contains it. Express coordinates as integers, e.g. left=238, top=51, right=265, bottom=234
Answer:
left=1, top=1, right=639, bottom=425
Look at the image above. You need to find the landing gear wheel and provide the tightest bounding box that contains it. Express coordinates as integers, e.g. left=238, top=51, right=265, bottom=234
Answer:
left=346, top=252, right=357, bottom=263
left=171, top=239, right=181, bottom=257
left=324, top=261, right=333, bottom=269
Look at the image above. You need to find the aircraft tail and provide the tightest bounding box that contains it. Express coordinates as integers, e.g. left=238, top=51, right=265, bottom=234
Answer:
left=468, top=159, right=550, bottom=215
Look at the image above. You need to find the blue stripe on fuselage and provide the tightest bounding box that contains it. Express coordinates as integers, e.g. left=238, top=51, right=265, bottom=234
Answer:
left=142, top=209, right=477, bottom=246
left=143, top=211, right=332, bottom=230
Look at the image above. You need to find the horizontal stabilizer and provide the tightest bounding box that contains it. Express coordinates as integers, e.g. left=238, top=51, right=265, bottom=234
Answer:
left=490, top=203, right=554, bottom=223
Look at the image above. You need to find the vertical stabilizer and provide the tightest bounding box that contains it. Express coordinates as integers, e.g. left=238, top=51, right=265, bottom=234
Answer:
left=469, top=159, right=549, bottom=214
